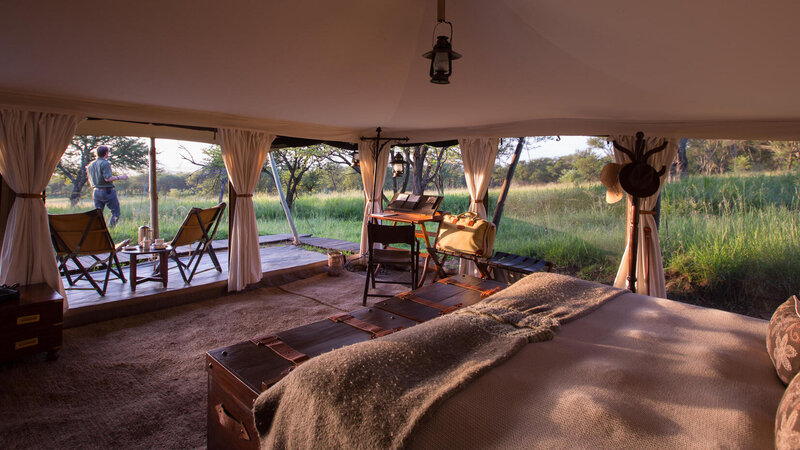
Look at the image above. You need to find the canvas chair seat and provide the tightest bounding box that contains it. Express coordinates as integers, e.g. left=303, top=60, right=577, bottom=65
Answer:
left=168, top=202, right=226, bottom=284
left=49, top=208, right=129, bottom=296
left=363, top=222, right=419, bottom=306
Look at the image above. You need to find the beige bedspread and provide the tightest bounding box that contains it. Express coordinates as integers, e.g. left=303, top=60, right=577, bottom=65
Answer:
left=410, top=291, right=785, bottom=449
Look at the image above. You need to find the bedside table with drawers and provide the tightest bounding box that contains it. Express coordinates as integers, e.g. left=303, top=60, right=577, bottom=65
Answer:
left=0, top=284, right=63, bottom=363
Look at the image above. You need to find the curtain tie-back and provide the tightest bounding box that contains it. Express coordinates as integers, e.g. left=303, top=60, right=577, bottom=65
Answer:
left=235, top=194, right=253, bottom=198
left=639, top=209, right=657, bottom=215
left=17, top=193, right=44, bottom=199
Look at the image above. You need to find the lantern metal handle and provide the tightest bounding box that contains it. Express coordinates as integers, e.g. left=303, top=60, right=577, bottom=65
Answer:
left=431, top=20, right=454, bottom=45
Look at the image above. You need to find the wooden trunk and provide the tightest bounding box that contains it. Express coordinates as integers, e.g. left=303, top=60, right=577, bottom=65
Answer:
left=0, top=284, right=63, bottom=362
left=205, top=275, right=506, bottom=449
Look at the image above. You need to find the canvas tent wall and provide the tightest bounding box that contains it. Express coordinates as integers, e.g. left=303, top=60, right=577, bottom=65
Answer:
left=1, top=1, right=800, bottom=298
left=1, top=1, right=800, bottom=141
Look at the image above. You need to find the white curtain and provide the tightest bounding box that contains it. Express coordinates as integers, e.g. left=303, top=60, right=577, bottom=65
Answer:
left=219, top=128, right=275, bottom=292
left=0, top=110, right=84, bottom=310
left=458, top=137, right=499, bottom=274
left=609, top=135, right=678, bottom=298
left=358, top=140, right=391, bottom=255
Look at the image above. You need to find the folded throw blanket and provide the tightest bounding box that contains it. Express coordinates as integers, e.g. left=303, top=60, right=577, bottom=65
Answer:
left=254, top=273, right=624, bottom=449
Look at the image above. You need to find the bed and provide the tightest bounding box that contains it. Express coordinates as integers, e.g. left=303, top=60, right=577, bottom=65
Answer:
left=253, top=273, right=785, bottom=449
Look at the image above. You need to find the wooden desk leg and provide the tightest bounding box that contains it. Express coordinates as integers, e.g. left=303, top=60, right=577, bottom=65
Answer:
left=419, top=255, right=431, bottom=288
left=417, top=223, right=446, bottom=287
left=160, top=252, right=168, bottom=287
left=130, top=254, right=138, bottom=292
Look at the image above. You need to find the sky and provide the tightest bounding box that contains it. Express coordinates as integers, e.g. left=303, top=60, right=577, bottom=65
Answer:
left=152, top=135, right=594, bottom=174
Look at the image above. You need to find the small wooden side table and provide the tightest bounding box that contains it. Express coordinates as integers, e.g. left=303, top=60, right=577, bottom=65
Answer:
left=121, top=245, right=173, bottom=291
left=0, top=283, right=63, bottom=363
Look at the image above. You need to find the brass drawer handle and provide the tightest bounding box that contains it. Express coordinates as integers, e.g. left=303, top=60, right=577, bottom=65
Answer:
left=15, top=337, right=38, bottom=350
left=16, top=314, right=40, bottom=325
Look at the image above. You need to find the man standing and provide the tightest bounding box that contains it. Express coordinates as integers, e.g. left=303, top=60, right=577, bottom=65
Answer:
left=86, top=145, right=128, bottom=227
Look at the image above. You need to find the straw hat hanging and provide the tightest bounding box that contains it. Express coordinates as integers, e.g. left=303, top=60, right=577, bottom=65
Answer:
left=599, top=162, right=624, bottom=204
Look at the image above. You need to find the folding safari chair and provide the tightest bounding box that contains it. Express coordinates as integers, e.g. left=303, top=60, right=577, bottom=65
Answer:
left=362, top=222, right=420, bottom=306
left=48, top=209, right=130, bottom=296
left=168, top=202, right=226, bottom=283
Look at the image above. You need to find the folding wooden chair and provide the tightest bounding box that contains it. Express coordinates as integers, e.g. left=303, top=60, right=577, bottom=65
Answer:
left=362, top=222, right=419, bottom=306
left=168, top=202, right=226, bottom=283
left=48, top=209, right=130, bottom=296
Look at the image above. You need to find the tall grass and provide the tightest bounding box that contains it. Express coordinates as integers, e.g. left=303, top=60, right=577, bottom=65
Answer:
left=46, top=171, right=800, bottom=316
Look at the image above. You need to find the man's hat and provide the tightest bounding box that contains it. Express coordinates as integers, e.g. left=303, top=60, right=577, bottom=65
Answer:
left=599, top=163, right=624, bottom=204
left=618, top=161, right=662, bottom=198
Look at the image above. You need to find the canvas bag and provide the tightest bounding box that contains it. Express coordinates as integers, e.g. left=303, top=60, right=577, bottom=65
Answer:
left=435, top=212, right=496, bottom=257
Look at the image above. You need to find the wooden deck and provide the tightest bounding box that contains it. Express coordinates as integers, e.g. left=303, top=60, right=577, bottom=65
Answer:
left=63, top=244, right=329, bottom=328
left=299, top=236, right=360, bottom=254
left=69, top=233, right=308, bottom=270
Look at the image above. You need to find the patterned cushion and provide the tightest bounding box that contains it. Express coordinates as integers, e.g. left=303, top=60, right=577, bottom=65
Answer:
left=776, top=373, right=800, bottom=449
left=768, top=295, right=800, bottom=385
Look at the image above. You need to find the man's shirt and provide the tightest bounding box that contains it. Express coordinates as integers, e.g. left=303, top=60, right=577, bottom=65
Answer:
left=87, top=158, right=113, bottom=188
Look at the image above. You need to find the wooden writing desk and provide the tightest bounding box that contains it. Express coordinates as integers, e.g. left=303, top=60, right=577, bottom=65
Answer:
left=368, top=211, right=447, bottom=286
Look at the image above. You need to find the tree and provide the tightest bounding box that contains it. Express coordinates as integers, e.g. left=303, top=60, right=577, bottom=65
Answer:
left=406, top=145, right=453, bottom=195
left=688, top=139, right=732, bottom=175
left=687, top=139, right=771, bottom=175
left=323, top=147, right=362, bottom=176
left=318, top=161, right=348, bottom=192
left=771, top=141, right=800, bottom=170
left=156, top=172, right=190, bottom=195
left=572, top=148, right=607, bottom=181
left=56, top=135, right=149, bottom=206
left=586, top=136, right=613, bottom=158
left=271, top=145, right=328, bottom=208
left=669, top=138, right=689, bottom=181
left=181, top=144, right=229, bottom=203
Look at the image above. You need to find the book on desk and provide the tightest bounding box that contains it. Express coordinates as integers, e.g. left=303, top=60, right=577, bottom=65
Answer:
left=384, top=193, right=443, bottom=216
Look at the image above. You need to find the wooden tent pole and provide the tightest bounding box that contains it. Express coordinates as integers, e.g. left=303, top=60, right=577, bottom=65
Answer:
left=269, top=152, right=301, bottom=245
left=492, top=137, right=525, bottom=228
left=626, top=195, right=640, bottom=292
left=148, top=137, right=158, bottom=239
left=228, top=181, right=235, bottom=260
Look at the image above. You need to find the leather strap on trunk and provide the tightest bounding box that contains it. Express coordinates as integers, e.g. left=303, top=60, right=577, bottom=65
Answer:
left=397, top=291, right=461, bottom=314
left=438, top=278, right=502, bottom=298
left=328, top=314, right=400, bottom=338
left=251, top=334, right=309, bottom=365
left=374, top=303, right=425, bottom=323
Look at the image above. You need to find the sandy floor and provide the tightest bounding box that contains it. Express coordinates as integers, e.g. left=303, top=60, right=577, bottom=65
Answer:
left=0, top=270, right=406, bottom=449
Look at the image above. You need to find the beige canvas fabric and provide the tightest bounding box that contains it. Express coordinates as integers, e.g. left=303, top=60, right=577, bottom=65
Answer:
left=411, top=292, right=784, bottom=449
left=219, top=128, right=275, bottom=291
left=458, top=137, right=498, bottom=275
left=4, top=3, right=800, bottom=142
left=609, top=135, right=678, bottom=298
left=358, top=140, right=391, bottom=255
left=0, top=110, right=83, bottom=309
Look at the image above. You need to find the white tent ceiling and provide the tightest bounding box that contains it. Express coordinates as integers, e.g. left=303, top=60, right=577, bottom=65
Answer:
left=1, top=0, right=800, bottom=142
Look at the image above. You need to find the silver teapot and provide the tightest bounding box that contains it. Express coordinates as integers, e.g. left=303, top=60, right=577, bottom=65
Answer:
left=138, top=225, right=152, bottom=246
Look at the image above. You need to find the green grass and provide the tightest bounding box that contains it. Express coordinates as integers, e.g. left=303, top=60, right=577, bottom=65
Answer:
left=46, top=171, right=800, bottom=317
